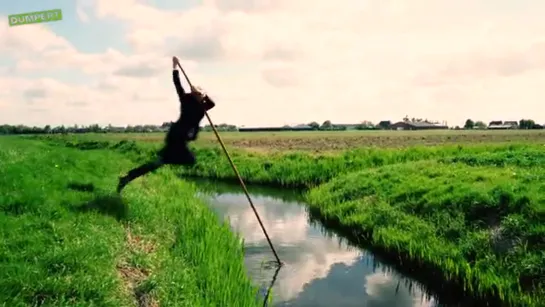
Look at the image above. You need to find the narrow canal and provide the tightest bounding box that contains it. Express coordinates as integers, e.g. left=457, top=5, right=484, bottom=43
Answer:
left=191, top=179, right=450, bottom=307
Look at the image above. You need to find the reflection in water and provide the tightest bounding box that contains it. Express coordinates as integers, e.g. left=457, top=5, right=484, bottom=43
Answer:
left=194, top=180, right=437, bottom=307
left=262, top=265, right=280, bottom=306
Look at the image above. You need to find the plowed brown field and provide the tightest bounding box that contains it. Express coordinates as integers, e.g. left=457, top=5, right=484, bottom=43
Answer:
left=93, top=130, right=545, bottom=152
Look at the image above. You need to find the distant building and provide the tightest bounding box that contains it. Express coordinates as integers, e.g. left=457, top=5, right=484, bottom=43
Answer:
left=104, top=126, right=125, bottom=133
left=291, top=124, right=313, bottom=130
left=390, top=121, right=449, bottom=130
left=334, top=123, right=359, bottom=130
left=488, top=121, right=502, bottom=126
left=488, top=121, right=518, bottom=129
left=239, top=125, right=314, bottom=132
left=239, top=127, right=281, bottom=132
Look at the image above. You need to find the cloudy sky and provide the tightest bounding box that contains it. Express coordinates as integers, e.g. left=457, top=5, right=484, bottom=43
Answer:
left=1, top=0, right=544, bottom=127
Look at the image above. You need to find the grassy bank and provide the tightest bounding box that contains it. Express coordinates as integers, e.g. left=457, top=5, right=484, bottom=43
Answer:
left=22, top=135, right=545, bottom=305
left=28, top=134, right=545, bottom=187
left=187, top=140, right=545, bottom=305
left=307, top=161, right=544, bottom=306
left=0, top=137, right=260, bottom=306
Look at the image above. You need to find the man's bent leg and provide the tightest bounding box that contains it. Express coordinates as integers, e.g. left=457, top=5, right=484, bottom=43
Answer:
left=175, top=142, right=196, bottom=167
left=163, top=141, right=196, bottom=167
left=180, top=144, right=196, bottom=166
left=117, top=159, right=164, bottom=193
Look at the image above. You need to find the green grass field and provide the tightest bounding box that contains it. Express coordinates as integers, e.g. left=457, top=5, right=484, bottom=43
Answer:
left=2, top=131, right=545, bottom=306
left=0, top=137, right=260, bottom=307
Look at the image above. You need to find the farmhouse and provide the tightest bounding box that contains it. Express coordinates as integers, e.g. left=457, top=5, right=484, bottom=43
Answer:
left=291, top=124, right=314, bottom=130
left=390, top=121, right=448, bottom=130
left=488, top=121, right=518, bottom=129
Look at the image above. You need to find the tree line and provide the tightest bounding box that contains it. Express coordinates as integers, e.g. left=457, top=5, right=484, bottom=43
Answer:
left=0, top=122, right=238, bottom=135
left=462, top=119, right=542, bottom=130
left=0, top=117, right=542, bottom=135
left=305, top=120, right=384, bottom=130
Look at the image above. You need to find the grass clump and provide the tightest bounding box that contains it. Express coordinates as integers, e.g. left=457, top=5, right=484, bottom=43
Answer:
left=0, top=137, right=259, bottom=306
left=306, top=161, right=545, bottom=306
left=440, top=148, right=545, bottom=168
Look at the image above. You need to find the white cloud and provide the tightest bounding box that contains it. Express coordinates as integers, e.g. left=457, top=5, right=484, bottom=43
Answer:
left=0, top=22, right=73, bottom=57
left=76, top=7, right=90, bottom=23
left=365, top=272, right=435, bottom=307
left=260, top=62, right=300, bottom=88
left=2, top=0, right=545, bottom=126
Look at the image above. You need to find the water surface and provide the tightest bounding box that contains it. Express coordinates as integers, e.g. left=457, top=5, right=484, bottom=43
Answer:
left=192, top=179, right=438, bottom=307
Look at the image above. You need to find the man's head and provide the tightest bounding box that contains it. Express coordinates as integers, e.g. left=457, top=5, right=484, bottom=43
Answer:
left=190, top=86, right=206, bottom=100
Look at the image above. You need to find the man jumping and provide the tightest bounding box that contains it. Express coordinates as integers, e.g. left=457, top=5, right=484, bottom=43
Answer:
left=117, top=56, right=216, bottom=193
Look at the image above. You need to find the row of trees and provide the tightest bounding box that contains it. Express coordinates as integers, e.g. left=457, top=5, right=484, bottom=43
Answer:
left=1, top=118, right=542, bottom=135
left=311, top=117, right=543, bottom=131
left=462, top=120, right=487, bottom=130
left=0, top=122, right=238, bottom=135
left=306, top=120, right=387, bottom=130
left=463, top=119, right=542, bottom=130
left=307, top=117, right=447, bottom=131
left=0, top=120, right=380, bottom=135
left=305, top=121, right=352, bottom=130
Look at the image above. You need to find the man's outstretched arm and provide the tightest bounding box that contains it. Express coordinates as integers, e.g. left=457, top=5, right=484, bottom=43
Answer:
left=172, top=57, right=185, bottom=100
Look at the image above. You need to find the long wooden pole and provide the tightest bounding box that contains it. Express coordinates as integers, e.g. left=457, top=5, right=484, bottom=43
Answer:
left=176, top=62, right=282, bottom=266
